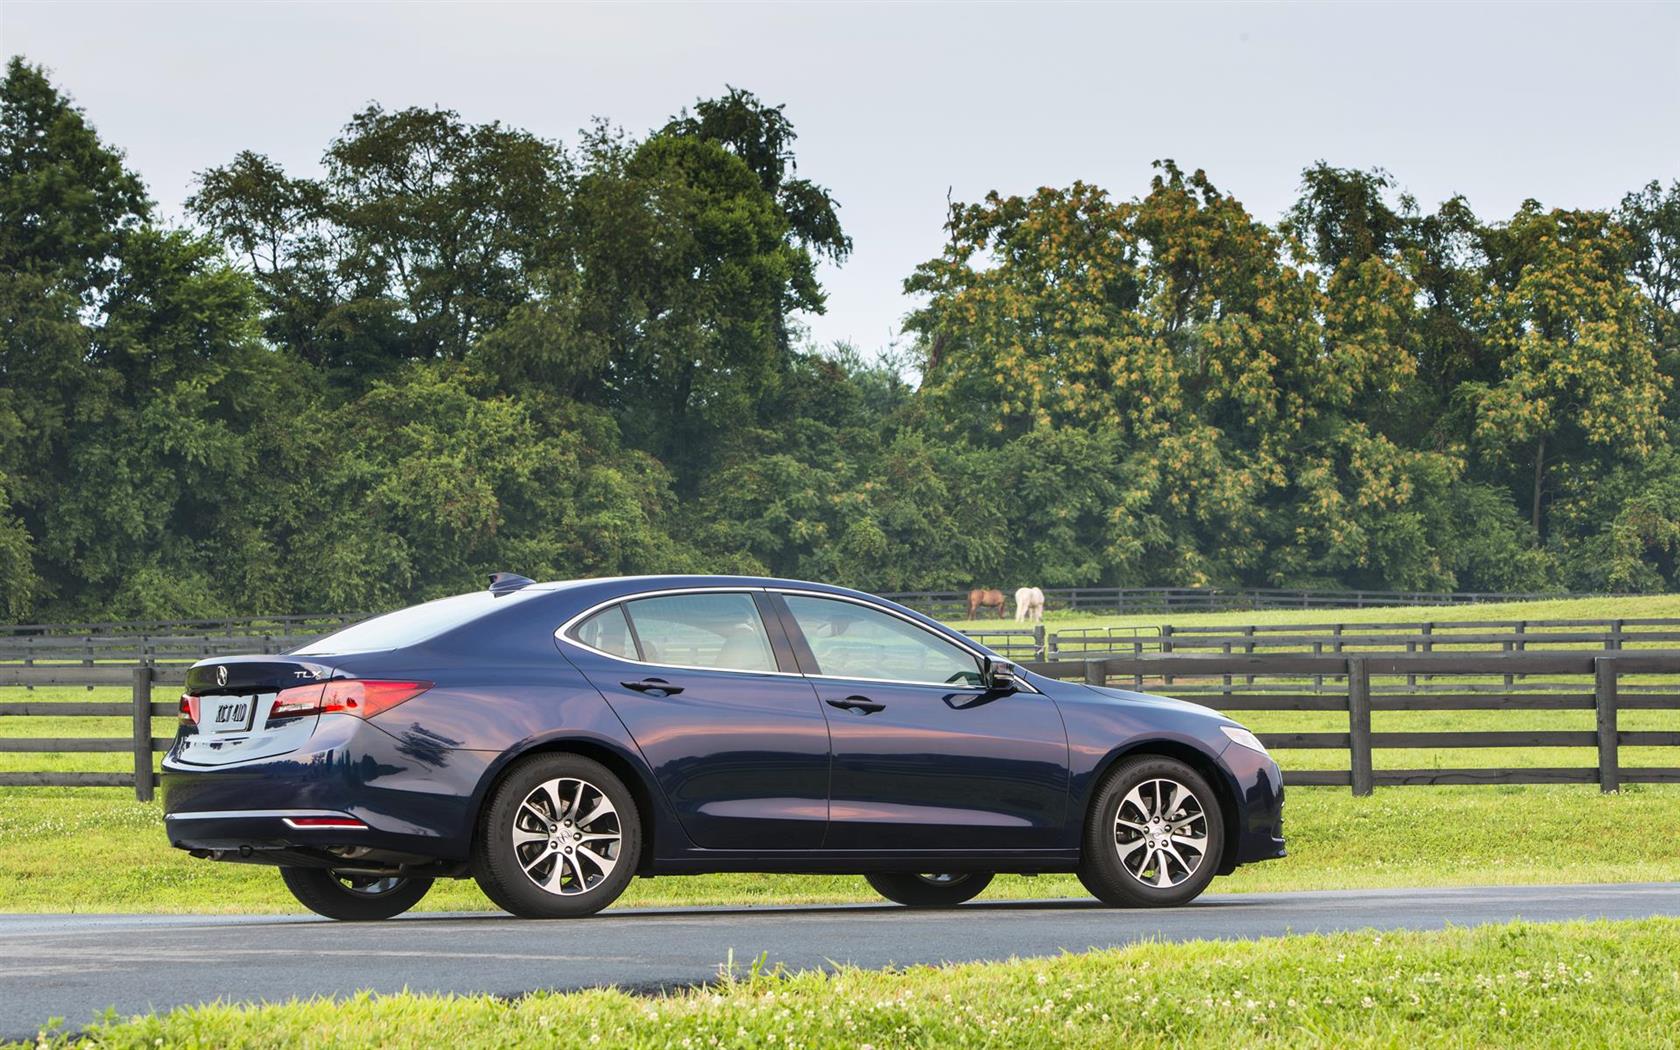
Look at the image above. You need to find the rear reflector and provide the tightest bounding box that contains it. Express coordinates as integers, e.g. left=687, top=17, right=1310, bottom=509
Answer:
left=270, top=680, right=432, bottom=721
left=283, top=817, right=368, bottom=829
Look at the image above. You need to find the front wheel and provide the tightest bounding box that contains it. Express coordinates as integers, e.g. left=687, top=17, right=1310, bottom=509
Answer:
left=1078, top=755, right=1224, bottom=908
left=866, top=871, right=993, bottom=907
left=280, top=867, right=433, bottom=921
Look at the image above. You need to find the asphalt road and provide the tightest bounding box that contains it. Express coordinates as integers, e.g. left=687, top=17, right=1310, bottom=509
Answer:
left=5, top=882, right=1680, bottom=1039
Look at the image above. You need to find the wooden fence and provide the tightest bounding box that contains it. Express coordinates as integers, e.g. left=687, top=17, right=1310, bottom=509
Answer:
left=882, top=585, right=1594, bottom=617
left=969, top=617, right=1680, bottom=666
left=0, top=664, right=185, bottom=800
left=5, top=651, right=1679, bottom=799
left=5, top=616, right=1672, bottom=669
left=1021, top=651, right=1680, bottom=795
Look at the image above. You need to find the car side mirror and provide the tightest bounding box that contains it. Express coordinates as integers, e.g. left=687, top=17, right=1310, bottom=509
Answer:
left=985, top=659, right=1021, bottom=693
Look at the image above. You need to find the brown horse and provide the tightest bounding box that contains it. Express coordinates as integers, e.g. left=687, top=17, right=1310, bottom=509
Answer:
left=967, top=588, right=1008, bottom=619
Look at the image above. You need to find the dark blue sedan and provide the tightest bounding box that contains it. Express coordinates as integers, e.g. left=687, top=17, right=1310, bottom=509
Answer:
left=162, top=575, right=1285, bottom=920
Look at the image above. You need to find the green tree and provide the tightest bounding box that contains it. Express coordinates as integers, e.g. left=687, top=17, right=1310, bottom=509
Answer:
left=190, top=106, right=569, bottom=378
left=1472, top=204, right=1668, bottom=535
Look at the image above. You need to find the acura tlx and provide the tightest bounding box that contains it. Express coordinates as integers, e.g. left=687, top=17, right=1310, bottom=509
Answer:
left=163, top=574, right=1284, bottom=920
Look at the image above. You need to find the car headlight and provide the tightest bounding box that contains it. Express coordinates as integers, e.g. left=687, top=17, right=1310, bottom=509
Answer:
left=1221, top=724, right=1269, bottom=756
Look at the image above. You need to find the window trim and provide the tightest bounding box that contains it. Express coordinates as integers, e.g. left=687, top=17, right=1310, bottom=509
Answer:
left=772, top=588, right=997, bottom=690
left=556, top=585, right=1036, bottom=693
left=570, top=602, right=640, bottom=663
left=556, top=587, right=804, bottom=677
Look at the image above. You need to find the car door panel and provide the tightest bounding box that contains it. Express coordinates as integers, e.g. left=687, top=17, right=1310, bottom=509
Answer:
left=774, top=592, right=1070, bottom=850
left=816, top=679, right=1068, bottom=848
left=561, top=591, right=830, bottom=850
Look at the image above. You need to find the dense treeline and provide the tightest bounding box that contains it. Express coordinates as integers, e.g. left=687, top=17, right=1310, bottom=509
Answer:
left=2, top=58, right=1677, bottom=620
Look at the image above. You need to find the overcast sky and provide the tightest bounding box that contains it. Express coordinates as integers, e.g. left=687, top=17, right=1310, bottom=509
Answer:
left=5, top=1, right=1678, bottom=355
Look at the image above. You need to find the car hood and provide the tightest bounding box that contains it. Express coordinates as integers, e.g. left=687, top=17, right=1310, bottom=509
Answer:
left=1078, top=682, right=1227, bottom=720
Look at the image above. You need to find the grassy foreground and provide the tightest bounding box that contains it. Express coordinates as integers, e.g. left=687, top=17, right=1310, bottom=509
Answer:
left=19, top=919, right=1680, bottom=1048
left=3, top=783, right=1678, bottom=913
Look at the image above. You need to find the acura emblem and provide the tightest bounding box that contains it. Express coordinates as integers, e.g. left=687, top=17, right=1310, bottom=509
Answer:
left=215, top=665, right=229, bottom=687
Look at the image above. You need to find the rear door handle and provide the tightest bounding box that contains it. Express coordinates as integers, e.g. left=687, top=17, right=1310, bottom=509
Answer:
left=622, top=678, right=683, bottom=696
left=826, top=696, right=885, bottom=714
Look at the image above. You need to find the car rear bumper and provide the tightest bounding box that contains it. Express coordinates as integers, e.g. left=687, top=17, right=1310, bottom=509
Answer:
left=161, top=713, right=496, bottom=866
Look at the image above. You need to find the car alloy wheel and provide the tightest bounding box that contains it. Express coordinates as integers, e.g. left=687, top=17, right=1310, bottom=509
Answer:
left=1113, top=778, right=1209, bottom=888
left=472, top=752, right=642, bottom=919
left=511, top=776, right=624, bottom=896
left=1078, top=755, right=1224, bottom=908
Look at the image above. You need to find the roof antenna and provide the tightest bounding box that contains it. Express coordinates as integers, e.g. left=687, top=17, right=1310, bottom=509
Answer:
left=488, top=572, right=536, bottom=596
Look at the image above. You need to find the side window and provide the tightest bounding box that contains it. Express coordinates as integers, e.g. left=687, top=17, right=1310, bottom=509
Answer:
left=783, top=595, right=983, bottom=686
left=623, top=593, right=779, bottom=673
left=571, top=604, right=638, bottom=660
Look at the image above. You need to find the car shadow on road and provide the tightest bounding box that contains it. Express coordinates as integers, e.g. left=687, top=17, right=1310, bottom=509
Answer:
left=359, top=895, right=1260, bottom=925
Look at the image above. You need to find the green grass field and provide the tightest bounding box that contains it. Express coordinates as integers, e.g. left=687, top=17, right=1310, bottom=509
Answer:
left=17, top=918, right=1680, bottom=1048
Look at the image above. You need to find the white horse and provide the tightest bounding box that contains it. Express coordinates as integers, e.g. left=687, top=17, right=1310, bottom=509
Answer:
left=1013, top=586, right=1045, bottom=624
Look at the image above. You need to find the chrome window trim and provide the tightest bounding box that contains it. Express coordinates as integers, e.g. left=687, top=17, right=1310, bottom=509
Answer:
left=555, top=587, right=805, bottom=678
left=775, top=588, right=1040, bottom=693
left=554, top=584, right=1038, bottom=693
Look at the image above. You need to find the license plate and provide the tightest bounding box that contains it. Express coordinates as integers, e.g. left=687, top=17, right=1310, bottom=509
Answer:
left=202, top=695, right=257, bottom=734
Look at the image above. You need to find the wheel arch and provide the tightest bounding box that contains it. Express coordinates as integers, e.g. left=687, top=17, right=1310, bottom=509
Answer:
left=1084, top=738, right=1243, bottom=876
left=468, top=733, right=664, bottom=874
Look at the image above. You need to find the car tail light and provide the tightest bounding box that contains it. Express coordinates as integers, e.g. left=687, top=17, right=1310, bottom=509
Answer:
left=270, top=682, right=326, bottom=719
left=179, top=694, right=200, bottom=725
left=269, top=680, right=432, bottom=721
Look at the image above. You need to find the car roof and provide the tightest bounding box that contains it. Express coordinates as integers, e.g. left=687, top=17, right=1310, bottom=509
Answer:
left=526, top=574, right=868, bottom=598
left=525, top=575, right=982, bottom=652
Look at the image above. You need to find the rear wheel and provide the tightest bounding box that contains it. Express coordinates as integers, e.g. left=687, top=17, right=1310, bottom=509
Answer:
left=279, top=867, right=433, bottom=921
left=1078, top=755, right=1224, bottom=908
left=472, top=753, right=642, bottom=918
left=866, top=871, right=993, bottom=907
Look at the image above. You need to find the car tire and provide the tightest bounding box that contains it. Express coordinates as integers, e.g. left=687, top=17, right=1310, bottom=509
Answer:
left=1078, top=755, right=1224, bottom=908
left=472, top=752, right=642, bottom=919
left=865, top=871, right=994, bottom=907
left=279, top=867, right=433, bottom=921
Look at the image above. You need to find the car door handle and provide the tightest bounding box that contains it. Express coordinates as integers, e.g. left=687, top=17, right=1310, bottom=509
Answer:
left=826, top=696, right=885, bottom=714
left=622, top=678, right=683, bottom=696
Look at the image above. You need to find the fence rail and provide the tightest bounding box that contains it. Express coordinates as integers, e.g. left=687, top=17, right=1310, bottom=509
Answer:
left=0, top=665, right=185, bottom=798
left=4, top=614, right=1679, bottom=672
left=5, top=652, right=1679, bottom=799
left=882, top=586, right=1597, bottom=617
left=1020, top=651, right=1680, bottom=794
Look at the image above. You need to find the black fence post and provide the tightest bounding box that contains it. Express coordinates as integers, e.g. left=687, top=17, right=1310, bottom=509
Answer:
left=1595, top=657, right=1619, bottom=794
left=1032, top=624, right=1046, bottom=660
left=1347, top=657, right=1373, bottom=797
left=131, top=665, right=154, bottom=802
left=1161, top=624, right=1175, bottom=686
left=1084, top=658, right=1107, bottom=688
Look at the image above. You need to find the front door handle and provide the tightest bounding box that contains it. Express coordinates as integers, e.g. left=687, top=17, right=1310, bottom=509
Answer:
left=826, top=695, right=885, bottom=714
left=622, top=678, right=683, bottom=696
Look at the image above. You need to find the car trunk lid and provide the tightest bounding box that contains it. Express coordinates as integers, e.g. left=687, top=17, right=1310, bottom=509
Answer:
left=173, top=656, right=338, bottom=767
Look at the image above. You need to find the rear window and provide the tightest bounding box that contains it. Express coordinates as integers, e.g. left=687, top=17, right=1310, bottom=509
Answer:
left=294, top=590, right=541, bottom=655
